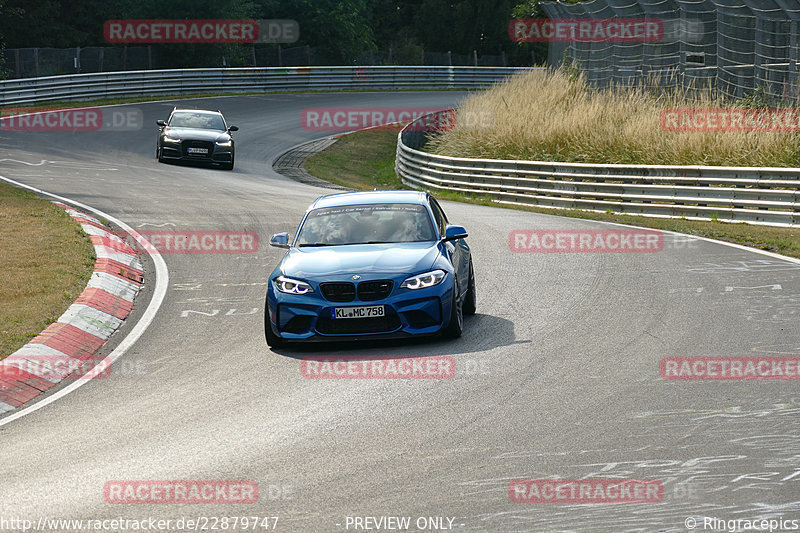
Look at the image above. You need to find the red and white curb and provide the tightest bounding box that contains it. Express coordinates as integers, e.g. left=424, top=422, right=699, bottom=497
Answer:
left=0, top=202, right=143, bottom=412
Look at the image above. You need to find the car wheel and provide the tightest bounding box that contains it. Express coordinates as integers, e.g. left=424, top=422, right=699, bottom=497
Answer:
left=264, top=311, right=285, bottom=348
left=463, top=259, right=476, bottom=316
left=442, top=278, right=463, bottom=339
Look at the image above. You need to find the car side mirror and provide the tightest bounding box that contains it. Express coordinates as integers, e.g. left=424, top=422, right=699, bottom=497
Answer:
left=443, top=225, right=468, bottom=242
left=156, top=119, right=167, bottom=127
left=228, top=125, right=239, bottom=132
left=270, top=232, right=290, bottom=248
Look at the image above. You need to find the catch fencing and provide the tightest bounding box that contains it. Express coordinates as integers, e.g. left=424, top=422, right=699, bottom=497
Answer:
left=539, top=0, right=800, bottom=104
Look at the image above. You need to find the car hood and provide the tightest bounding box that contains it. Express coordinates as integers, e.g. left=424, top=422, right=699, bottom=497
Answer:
left=165, top=127, right=230, bottom=142
left=279, top=242, right=441, bottom=281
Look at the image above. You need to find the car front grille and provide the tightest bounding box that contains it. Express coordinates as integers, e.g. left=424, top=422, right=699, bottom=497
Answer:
left=182, top=140, right=214, bottom=159
left=357, top=280, right=393, bottom=301
left=320, top=280, right=393, bottom=302
left=320, top=282, right=356, bottom=302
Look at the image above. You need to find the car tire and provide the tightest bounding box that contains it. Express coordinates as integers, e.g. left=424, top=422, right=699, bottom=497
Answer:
left=463, top=259, right=476, bottom=316
left=442, top=278, right=463, bottom=339
left=265, top=313, right=285, bottom=349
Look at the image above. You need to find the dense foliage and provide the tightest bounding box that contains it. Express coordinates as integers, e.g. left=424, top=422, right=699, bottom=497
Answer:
left=0, top=0, right=544, bottom=67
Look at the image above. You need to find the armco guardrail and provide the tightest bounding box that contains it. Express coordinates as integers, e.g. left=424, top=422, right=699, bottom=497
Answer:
left=397, top=110, right=800, bottom=227
left=0, top=66, right=526, bottom=106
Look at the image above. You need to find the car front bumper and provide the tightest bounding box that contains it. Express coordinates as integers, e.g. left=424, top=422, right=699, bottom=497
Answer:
left=266, top=280, right=456, bottom=342
left=160, top=140, right=233, bottom=163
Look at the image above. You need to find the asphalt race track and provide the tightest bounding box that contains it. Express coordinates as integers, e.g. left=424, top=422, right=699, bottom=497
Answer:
left=1, top=92, right=799, bottom=532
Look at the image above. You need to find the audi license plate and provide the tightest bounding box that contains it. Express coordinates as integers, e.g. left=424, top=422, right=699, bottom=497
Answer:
left=187, top=147, right=208, bottom=154
left=332, top=305, right=385, bottom=319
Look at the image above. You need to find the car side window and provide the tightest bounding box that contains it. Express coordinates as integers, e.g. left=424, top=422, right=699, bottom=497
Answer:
left=429, top=198, right=447, bottom=237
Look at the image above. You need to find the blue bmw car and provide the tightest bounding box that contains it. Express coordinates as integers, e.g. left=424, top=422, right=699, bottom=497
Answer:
left=264, top=190, right=475, bottom=347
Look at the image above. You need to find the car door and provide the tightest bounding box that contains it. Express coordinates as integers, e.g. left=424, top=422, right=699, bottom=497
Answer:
left=430, top=197, right=470, bottom=296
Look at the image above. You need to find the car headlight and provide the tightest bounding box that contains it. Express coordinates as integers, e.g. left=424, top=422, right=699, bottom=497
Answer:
left=400, top=269, right=446, bottom=290
left=163, top=134, right=181, bottom=143
left=274, top=275, right=313, bottom=295
left=215, top=140, right=232, bottom=147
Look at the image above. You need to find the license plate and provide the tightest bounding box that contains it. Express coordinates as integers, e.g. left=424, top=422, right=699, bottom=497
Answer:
left=187, top=147, right=208, bottom=154
left=332, top=305, right=385, bottom=319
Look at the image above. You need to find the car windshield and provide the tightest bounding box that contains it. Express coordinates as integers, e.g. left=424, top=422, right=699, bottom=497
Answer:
left=169, top=112, right=226, bottom=131
left=296, top=203, right=436, bottom=246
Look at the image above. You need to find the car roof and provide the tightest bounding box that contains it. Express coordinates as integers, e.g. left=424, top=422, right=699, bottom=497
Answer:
left=308, top=190, right=429, bottom=210
left=171, top=109, right=223, bottom=116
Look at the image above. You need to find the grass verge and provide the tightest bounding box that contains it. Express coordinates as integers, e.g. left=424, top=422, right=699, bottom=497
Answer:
left=303, top=129, right=800, bottom=260
left=0, top=182, right=95, bottom=358
left=426, top=68, right=800, bottom=167
left=304, top=131, right=405, bottom=190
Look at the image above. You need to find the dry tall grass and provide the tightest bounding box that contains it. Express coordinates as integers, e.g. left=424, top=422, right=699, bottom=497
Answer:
left=427, top=68, right=800, bottom=167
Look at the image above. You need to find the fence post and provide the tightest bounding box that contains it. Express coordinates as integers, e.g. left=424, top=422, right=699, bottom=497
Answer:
left=34, top=48, right=39, bottom=78
left=99, top=48, right=104, bottom=72
left=277, top=44, right=282, bottom=67
left=473, top=50, right=478, bottom=66
left=306, top=45, right=311, bottom=65
left=251, top=45, right=257, bottom=67
left=14, top=48, right=20, bottom=78
left=447, top=51, right=451, bottom=66
left=75, top=47, right=80, bottom=73
left=147, top=46, right=152, bottom=69
left=791, top=21, right=798, bottom=103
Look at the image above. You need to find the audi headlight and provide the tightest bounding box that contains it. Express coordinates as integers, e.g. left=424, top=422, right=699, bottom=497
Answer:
left=215, top=140, right=232, bottom=147
left=274, top=276, right=313, bottom=295
left=400, top=269, right=446, bottom=290
left=163, top=134, right=181, bottom=143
